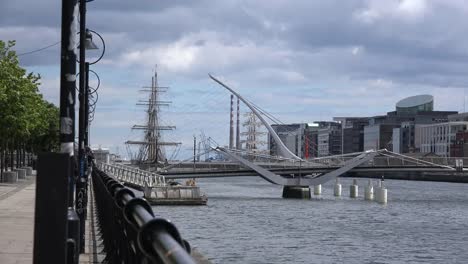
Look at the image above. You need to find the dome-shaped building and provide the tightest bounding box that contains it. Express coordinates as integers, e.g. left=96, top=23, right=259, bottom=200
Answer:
left=396, top=94, right=433, bottom=115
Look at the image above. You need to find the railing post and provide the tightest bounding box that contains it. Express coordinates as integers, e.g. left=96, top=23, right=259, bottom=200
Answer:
left=91, top=165, right=195, bottom=263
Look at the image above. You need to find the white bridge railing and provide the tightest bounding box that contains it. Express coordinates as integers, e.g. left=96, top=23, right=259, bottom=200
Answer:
left=99, top=163, right=166, bottom=188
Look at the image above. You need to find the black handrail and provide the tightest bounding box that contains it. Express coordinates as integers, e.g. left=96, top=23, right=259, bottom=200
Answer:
left=91, top=165, right=195, bottom=264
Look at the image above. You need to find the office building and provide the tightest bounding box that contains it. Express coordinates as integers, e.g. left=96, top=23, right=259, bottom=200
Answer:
left=419, top=122, right=468, bottom=157
left=365, top=95, right=457, bottom=153
left=334, top=117, right=369, bottom=154
left=364, top=124, right=398, bottom=151
left=450, top=131, right=468, bottom=157
left=270, top=123, right=309, bottom=158
left=317, top=121, right=342, bottom=156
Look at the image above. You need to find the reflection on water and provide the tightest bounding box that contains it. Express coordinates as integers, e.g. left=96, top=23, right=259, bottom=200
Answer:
left=152, top=177, right=468, bottom=264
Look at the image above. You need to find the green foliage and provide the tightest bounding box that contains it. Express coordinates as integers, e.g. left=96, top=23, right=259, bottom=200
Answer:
left=0, top=40, right=59, bottom=152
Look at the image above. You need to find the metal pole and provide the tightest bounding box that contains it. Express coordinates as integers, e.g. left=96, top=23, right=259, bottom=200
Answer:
left=84, top=62, right=90, bottom=147
left=75, top=0, right=87, bottom=254
left=229, top=94, right=234, bottom=149
left=59, top=0, right=78, bottom=207
left=341, top=122, right=344, bottom=156
left=57, top=0, right=80, bottom=262
left=193, top=136, right=196, bottom=171
left=236, top=97, right=240, bottom=149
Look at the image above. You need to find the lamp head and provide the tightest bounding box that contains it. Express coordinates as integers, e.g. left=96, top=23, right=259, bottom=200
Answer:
left=84, top=29, right=99, bottom=50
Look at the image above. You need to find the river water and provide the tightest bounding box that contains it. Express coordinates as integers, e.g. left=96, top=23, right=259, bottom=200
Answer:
left=152, top=177, right=468, bottom=263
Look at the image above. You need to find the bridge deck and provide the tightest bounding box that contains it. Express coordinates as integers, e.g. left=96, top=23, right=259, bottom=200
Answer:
left=163, top=166, right=460, bottom=179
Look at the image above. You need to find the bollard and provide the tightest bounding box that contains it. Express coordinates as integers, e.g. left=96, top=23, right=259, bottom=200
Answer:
left=350, top=179, right=358, bottom=198
left=22, top=166, right=33, bottom=176
left=3, top=171, right=18, bottom=183
left=14, top=168, right=27, bottom=180
left=375, top=179, right=382, bottom=199
left=364, top=179, right=374, bottom=201
left=378, top=188, right=388, bottom=204
left=313, top=184, right=322, bottom=195
left=334, top=178, right=342, bottom=197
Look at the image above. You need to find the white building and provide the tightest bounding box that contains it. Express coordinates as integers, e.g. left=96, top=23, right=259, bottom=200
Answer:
left=419, top=122, right=468, bottom=157
left=92, top=147, right=110, bottom=164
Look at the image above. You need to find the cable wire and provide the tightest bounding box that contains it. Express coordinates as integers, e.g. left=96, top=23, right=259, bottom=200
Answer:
left=17, top=41, right=61, bottom=57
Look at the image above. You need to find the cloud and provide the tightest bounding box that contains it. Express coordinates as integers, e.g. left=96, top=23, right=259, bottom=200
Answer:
left=3, top=0, right=468, bottom=158
left=38, top=76, right=60, bottom=105
left=355, top=0, right=428, bottom=24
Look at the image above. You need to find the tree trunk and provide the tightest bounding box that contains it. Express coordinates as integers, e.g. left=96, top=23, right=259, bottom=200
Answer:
left=8, top=141, right=13, bottom=170
left=0, top=142, right=3, bottom=181
left=17, top=142, right=21, bottom=168
left=16, top=144, right=19, bottom=169
left=21, top=143, right=25, bottom=167
left=23, top=144, right=26, bottom=166
left=18, top=144, right=22, bottom=168
left=19, top=143, right=22, bottom=167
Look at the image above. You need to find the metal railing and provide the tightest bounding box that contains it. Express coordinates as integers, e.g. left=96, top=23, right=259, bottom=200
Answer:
left=100, top=163, right=166, bottom=188
left=92, top=165, right=195, bottom=264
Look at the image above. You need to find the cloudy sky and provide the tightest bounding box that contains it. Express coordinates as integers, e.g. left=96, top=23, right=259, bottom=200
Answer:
left=2, top=0, right=468, bottom=158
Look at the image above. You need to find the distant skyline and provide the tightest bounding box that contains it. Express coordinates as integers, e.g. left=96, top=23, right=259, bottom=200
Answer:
left=2, top=0, right=468, bottom=158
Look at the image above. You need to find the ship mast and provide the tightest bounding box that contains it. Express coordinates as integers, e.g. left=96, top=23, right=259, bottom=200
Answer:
left=125, top=69, right=181, bottom=166
left=242, top=111, right=267, bottom=155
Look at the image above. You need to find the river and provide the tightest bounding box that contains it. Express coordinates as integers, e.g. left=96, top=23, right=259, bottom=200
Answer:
left=152, top=177, right=468, bottom=263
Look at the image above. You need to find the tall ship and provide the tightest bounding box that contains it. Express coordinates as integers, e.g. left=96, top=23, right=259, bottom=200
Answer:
left=125, top=70, right=181, bottom=171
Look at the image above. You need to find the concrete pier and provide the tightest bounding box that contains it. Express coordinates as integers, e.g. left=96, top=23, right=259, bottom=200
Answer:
left=282, top=186, right=311, bottom=199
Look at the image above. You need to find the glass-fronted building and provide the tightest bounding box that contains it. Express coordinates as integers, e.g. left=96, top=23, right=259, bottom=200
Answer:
left=395, top=94, right=433, bottom=115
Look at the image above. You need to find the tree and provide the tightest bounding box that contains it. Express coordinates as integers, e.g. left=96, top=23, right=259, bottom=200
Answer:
left=0, top=40, right=59, bottom=175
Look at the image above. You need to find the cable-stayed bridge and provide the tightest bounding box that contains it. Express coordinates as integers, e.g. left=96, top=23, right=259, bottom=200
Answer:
left=101, top=75, right=465, bottom=198
left=101, top=146, right=462, bottom=199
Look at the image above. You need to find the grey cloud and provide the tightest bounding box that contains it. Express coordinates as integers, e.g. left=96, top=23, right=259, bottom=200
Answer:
left=4, top=1, right=468, bottom=93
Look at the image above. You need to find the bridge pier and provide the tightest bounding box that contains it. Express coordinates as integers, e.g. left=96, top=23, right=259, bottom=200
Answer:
left=282, top=186, right=310, bottom=199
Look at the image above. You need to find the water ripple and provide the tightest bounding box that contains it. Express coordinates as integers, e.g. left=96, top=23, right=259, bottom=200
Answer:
left=152, top=177, right=468, bottom=263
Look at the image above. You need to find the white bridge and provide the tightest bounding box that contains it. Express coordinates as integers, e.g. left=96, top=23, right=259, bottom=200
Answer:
left=99, top=75, right=465, bottom=198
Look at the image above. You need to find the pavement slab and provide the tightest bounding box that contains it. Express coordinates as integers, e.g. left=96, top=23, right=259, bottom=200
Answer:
left=0, top=182, right=35, bottom=264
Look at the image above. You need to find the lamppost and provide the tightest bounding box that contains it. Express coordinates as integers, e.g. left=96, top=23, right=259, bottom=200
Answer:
left=85, top=66, right=101, bottom=145
left=76, top=28, right=104, bottom=253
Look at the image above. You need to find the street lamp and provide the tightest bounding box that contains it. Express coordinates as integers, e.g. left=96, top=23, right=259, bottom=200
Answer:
left=84, top=30, right=98, bottom=50
left=76, top=16, right=105, bottom=253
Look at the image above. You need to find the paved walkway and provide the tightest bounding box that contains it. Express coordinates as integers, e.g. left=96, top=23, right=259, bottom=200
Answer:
left=0, top=178, right=35, bottom=264
left=0, top=176, right=210, bottom=263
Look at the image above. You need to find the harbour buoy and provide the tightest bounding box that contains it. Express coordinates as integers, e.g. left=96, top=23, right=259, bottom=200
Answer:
left=314, top=184, right=322, bottom=195
left=377, top=180, right=387, bottom=204
left=375, top=179, right=382, bottom=197
left=364, top=179, right=374, bottom=201
left=350, top=179, right=358, bottom=198
left=334, top=179, right=342, bottom=197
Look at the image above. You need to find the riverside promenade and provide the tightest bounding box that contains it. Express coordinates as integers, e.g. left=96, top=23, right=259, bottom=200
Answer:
left=0, top=175, right=102, bottom=264
left=0, top=176, right=35, bottom=264
left=0, top=173, right=211, bottom=264
left=0, top=174, right=109, bottom=264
